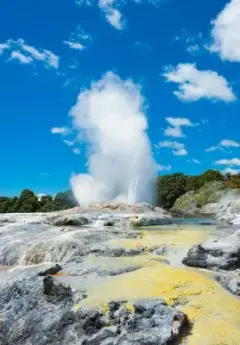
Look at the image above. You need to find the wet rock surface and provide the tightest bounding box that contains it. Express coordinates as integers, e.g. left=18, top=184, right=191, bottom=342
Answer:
left=0, top=274, right=188, bottom=345
left=183, top=229, right=240, bottom=270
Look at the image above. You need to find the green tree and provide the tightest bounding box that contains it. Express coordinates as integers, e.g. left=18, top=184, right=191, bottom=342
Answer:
left=186, top=176, right=200, bottom=192
left=0, top=197, right=12, bottom=213
left=156, top=173, right=188, bottom=209
left=197, top=170, right=224, bottom=189
left=53, top=190, right=78, bottom=210
left=17, top=189, right=39, bottom=213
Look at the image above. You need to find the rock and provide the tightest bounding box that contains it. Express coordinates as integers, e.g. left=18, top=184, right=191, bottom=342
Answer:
left=88, top=202, right=155, bottom=213
left=38, top=264, right=62, bottom=276
left=118, top=299, right=188, bottom=345
left=183, top=230, right=240, bottom=270
left=214, top=196, right=240, bottom=224
left=81, top=299, right=188, bottom=345
left=130, top=213, right=172, bottom=227
left=0, top=276, right=188, bottom=345
left=216, top=275, right=240, bottom=296
left=46, top=215, right=89, bottom=226
left=200, top=203, right=219, bottom=215
left=0, top=277, right=79, bottom=345
left=151, top=258, right=170, bottom=265
left=152, top=245, right=174, bottom=256
left=43, top=276, right=73, bottom=302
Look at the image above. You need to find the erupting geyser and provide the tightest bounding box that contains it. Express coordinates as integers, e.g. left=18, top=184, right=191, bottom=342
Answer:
left=70, top=72, right=157, bottom=207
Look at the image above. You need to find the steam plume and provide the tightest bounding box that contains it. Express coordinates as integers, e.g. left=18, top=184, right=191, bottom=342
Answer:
left=70, top=72, right=157, bottom=207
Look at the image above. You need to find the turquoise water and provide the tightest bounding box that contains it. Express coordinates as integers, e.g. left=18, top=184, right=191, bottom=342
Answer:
left=172, top=218, right=218, bottom=225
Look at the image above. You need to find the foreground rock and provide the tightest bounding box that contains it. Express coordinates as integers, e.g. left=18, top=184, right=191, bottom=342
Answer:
left=182, top=230, right=240, bottom=270
left=216, top=275, right=240, bottom=296
left=0, top=276, right=188, bottom=345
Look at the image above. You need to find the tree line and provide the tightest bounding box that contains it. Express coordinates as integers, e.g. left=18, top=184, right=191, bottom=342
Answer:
left=156, top=169, right=240, bottom=210
left=0, top=170, right=239, bottom=213
left=0, top=189, right=78, bottom=213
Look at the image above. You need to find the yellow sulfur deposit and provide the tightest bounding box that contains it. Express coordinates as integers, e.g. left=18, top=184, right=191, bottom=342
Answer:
left=108, top=225, right=214, bottom=250
left=77, top=226, right=240, bottom=345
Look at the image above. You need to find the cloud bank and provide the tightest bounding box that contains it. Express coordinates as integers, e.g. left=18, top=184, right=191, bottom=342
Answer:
left=69, top=72, right=157, bottom=207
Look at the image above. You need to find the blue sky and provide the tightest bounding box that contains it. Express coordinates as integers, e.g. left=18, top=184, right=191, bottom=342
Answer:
left=0, top=0, right=240, bottom=196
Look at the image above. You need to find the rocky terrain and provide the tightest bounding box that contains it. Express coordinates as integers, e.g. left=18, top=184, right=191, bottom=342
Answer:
left=0, top=275, right=187, bottom=345
left=1, top=202, right=240, bottom=345
left=0, top=204, right=189, bottom=345
left=183, top=221, right=240, bottom=296
left=171, top=181, right=240, bottom=225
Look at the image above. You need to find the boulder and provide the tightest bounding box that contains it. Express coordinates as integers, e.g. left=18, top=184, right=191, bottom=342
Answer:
left=38, top=264, right=62, bottom=276
left=130, top=213, right=172, bottom=227
left=216, top=275, right=240, bottom=296
left=43, top=275, right=73, bottom=302
left=46, top=215, right=89, bottom=226
left=183, top=230, right=240, bottom=270
left=81, top=299, right=188, bottom=345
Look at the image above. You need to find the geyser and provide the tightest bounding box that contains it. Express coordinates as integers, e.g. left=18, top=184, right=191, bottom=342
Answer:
left=70, top=72, right=157, bottom=207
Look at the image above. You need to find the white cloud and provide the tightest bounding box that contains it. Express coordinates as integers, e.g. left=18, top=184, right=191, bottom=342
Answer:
left=72, top=148, right=81, bottom=155
left=9, top=51, right=33, bottom=64
left=165, top=117, right=193, bottom=127
left=63, top=26, right=91, bottom=50
left=208, top=0, right=240, bottom=62
left=192, top=159, right=201, bottom=164
left=63, top=41, right=85, bottom=50
left=221, top=139, right=240, bottom=148
left=164, top=126, right=183, bottom=138
left=41, top=173, right=50, bottom=177
left=215, top=158, right=240, bottom=166
left=164, top=117, right=195, bottom=138
left=0, top=38, right=59, bottom=69
left=63, top=139, right=76, bottom=146
left=76, top=0, right=162, bottom=30
left=205, top=139, right=240, bottom=152
left=51, top=127, right=71, bottom=135
left=175, top=148, right=188, bottom=156
left=0, top=43, right=8, bottom=54
left=157, top=164, right=172, bottom=172
left=75, top=0, right=92, bottom=5
left=186, top=44, right=200, bottom=53
left=222, top=167, right=240, bottom=175
left=163, top=63, right=236, bottom=102
left=105, top=8, right=123, bottom=30
left=99, top=0, right=124, bottom=30
left=157, top=141, right=188, bottom=156
left=173, top=31, right=203, bottom=54
left=205, top=145, right=220, bottom=153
